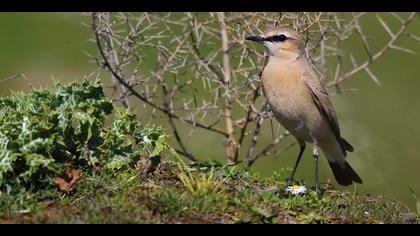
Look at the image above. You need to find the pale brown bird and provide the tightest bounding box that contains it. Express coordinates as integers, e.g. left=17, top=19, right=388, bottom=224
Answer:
left=246, top=27, right=362, bottom=196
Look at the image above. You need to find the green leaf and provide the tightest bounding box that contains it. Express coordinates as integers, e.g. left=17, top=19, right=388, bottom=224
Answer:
left=150, top=138, right=164, bottom=157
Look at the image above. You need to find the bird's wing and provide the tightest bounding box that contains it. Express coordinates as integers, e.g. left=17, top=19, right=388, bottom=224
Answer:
left=301, top=71, right=349, bottom=154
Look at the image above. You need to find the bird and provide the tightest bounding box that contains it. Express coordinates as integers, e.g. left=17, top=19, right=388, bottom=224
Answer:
left=245, top=27, right=362, bottom=196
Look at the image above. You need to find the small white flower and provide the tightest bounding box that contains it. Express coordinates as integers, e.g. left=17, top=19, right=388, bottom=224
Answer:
left=285, top=185, right=307, bottom=195
left=143, top=136, right=152, bottom=144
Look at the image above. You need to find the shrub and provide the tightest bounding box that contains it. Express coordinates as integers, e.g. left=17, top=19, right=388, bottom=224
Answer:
left=0, top=80, right=168, bottom=193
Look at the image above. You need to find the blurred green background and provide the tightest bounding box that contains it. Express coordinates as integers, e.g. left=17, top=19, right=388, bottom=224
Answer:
left=0, top=13, right=419, bottom=210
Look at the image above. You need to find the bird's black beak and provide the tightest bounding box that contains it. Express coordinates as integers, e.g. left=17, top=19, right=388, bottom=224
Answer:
left=245, top=35, right=264, bottom=43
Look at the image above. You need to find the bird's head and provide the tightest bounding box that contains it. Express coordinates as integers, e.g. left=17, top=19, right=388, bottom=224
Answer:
left=245, top=27, right=305, bottom=59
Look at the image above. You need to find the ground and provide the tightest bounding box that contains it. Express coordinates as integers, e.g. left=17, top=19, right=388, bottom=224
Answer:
left=0, top=160, right=417, bottom=224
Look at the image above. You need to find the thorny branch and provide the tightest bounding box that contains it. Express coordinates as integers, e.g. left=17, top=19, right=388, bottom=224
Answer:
left=328, top=12, right=418, bottom=87
left=89, top=12, right=420, bottom=166
left=217, top=12, right=237, bottom=163
left=92, top=13, right=228, bottom=139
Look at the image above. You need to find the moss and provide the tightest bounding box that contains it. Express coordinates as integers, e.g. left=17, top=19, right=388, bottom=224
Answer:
left=0, top=160, right=417, bottom=224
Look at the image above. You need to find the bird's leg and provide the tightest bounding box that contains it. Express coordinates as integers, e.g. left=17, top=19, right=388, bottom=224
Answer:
left=312, top=144, right=321, bottom=198
left=287, top=140, right=306, bottom=185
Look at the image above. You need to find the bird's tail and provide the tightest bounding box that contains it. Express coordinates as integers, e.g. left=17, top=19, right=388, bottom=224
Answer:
left=340, top=137, right=354, bottom=153
left=322, top=142, right=362, bottom=186
left=328, top=160, right=363, bottom=186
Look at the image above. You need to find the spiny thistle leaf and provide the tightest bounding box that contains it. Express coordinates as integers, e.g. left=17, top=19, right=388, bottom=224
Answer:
left=0, top=81, right=169, bottom=192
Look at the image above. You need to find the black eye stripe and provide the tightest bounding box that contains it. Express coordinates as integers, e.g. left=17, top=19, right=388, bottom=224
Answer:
left=263, top=34, right=288, bottom=42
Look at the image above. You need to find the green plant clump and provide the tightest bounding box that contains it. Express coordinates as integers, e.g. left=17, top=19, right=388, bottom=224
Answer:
left=0, top=80, right=168, bottom=193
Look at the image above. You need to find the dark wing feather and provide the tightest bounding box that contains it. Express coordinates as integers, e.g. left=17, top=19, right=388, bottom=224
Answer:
left=301, top=71, right=353, bottom=155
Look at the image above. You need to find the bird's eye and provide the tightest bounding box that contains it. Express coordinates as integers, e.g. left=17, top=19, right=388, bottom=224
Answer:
left=276, top=34, right=287, bottom=42
left=262, top=34, right=288, bottom=43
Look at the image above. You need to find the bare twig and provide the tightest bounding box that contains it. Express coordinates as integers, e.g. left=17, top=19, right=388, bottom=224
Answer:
left=329, top=12, right=417, bottom=87
left=235, top=85, right=260, bottom=160
left=246, top=102, right=270, bottom=166
left=217, top=12, right=237, bottom=163
left=0, top=73, right=34, bottom=90
left=251, top=130, right=290, bottom=165
left=92, top=13, right=229, bottom=137
left=0, top=74, right=22, bottom=84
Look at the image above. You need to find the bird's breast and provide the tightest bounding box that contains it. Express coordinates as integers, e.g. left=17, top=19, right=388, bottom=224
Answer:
left=261, top=63, right=323, bottom=141
left=261, top=64, right=310, bottom=116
